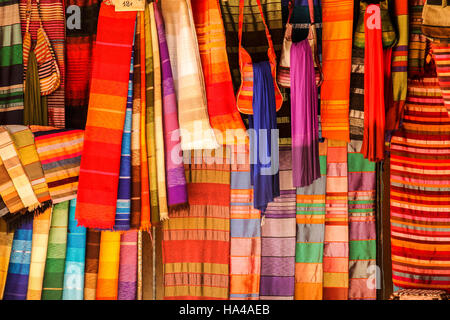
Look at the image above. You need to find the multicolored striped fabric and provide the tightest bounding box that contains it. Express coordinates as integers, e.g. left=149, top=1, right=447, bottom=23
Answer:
left=295, top=141, right=327, bottom=300
left=160, top=0, right=218, bottom=150
left=407, top=0, right=428, bottom=77
left=41, top=201, right=68, bottom=300
left=114, top=43, right=134, bottom=231
left=0, top=0, right=24, bottom=124
left=3, top=219, right=32, bottom=300
left=26, top=206, right=51, bottom=299
left=118, top=230, right=137, bottom=300
left=75, top=3, right=136, bottom=229
left=229, top=144, right=261, bottom=300
left=19, top=0, right=65, bottom=127
left=219, top=0, right=284, bottom=92
left=320, top=0, right=353, bottom=142
left=0, top=148, right=24, bottom=215
left=349, top=46, right=365, bottom=142
left=62, top=199, right=86, bottom=300
left=131, top=15, right=141, bottom=230
left=65, top=0, right=101, bottom=129
left=32, top=128, right=84, bottom=204
left=136, top=230, right=143, bottom=299
left=0, top=126, right=40, bottom=212
left=0, top=219, right=14, bottom=299
left=83, top=228, right=100, bottom=300
left=96, top=230, right=121, bottom=300
left=260, top=147, right=296, bottom=300
left=386, top=0, right=408, bottom=133
left=163, top=148, right=230, bottom=299
left=432, top=44, right=450, bottom=118
left=323, top=139, right=349, bottom=299
left=348, top=140, right=376, bottom=300
left=154, top=2, right=188, bottom=214
left=390, top=77, right=450, bottom=293
left=191, top=0, right=246, bottom=143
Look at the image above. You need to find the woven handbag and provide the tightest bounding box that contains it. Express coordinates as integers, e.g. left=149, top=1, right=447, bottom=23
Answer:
left=236, top=0, right=282, bottom=115
left=390, top=289, right=449, bottom=300
left=23, top=0, right=61, bottom=96
left=422, top=0, right=450, bottom=40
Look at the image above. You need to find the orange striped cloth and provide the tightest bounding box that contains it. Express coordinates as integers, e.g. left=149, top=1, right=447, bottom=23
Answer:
left=96, top=230, right=121, bottom=300
left=162, top=148, right=230, bottom=299
left=320, top=0, right=353, bottom=142
left=75, top=3, right=137, bottom=229
left=190, top=0, right=246, bottom=145
left=323, top=139, right=349, bottom=299
left=431, top=44, right=450, bottom=118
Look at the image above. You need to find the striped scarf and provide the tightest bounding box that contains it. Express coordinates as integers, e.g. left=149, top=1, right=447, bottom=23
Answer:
left=229, top=144, right=261, bottom=300
left=349, top=46, right=365, bottom=142
left=114, top=44, right=134, bottom=231
left=41, top=201, right=68, bottom=300
left=0, top=219, right=14, bottom=299
left=19, top=0, right=65, bottom=127
left=154, top=3, right=188, bottom=214
left=118, top=230, right=138, bottom=300
left=294, top=141, right=327, bottom=300
left=408, top=0, right=428, bottom=77
left=3, top=219, right=33, bottom=300
left=260, top=147, right=296, bottom=299
left=0, top=0, right=24, bottom=124
left=26, top=206, right=51, bottom=299
left=96, top=230, right=121, bottom=300
left=75, top=3, right=137, bottom=229
left=320, top=0, right=353, bottom=142
left=191, top=0, right=246, bottom=143
left=432, top=44, right=450, bottom=118
left=390, top=77, right=450, bottom=293
left=62, top=198, right=86, bottom=300
left=0, top=151, right=24, bottom=215
left=83, top=229, right=100, bottom=300
left=160, top=0, right=218, bottom=151
left=32, top=128, right=84, bottom=204
left=64, top=0, right=101, bottom=129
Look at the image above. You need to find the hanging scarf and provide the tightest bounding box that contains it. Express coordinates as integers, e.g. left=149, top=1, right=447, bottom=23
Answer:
left=2, top=219, right=33, bottom=300
left=229, top=144, right=261, bottom=300
left=348, top=140, right=377, bottom=300
left=432, top=43, right=450, bottom=118
left=259, top=147, right=296, bottom=300
left=131, top=16, right=142, bottom=230
left=248, top=61, right=280, bottom=213
left=19, top=0, right=65, bottom=127
left=41, top=201, right=68, bottom=300
left=320, top=0, right=353, bottom=142
left=361, top=4, right=385, bottom=162
left=83, top=229, right=100, bottom=300
left=390, top=77, right=450, bottom=293
left=0, top=155, right=24, bottom=215
left=139, top=10, right=151, bottom=232
left=290, top=40, right=320, bottom=187
left=149, top=3, right=168, bottom=222
left=114, top=44, right=134, bottom=232
left=31, top=127, right=84, bottom=204
left=137, top=230, right=143, bottom=299
left=0, top=127, right=40, bottom=212
left=191, top=0, right=246, bottom=143
left=65, top=0, right=101, bottom=129
left=118, top=230, right=138, bottom=300
left=385, top=0, right=408, bottom=133
left=349, top=45, right=365, bottom=142
left=96, top=230, right=121, bottom=300
left=0, top=219, right=14, bottom=299
left=7, top=126, right=51, bottom=211
left=26, top=206, right=51, bottom=299
left=323, top=139, right=349, bottom=300
left=154, top=3, right=188, bottom=214
left=160, top=0, right=218, bottom=150
left=144, top=5, right=160, bottom=224
left=294, top=140, right=327, bottom=300
left=162, top=148, right=230, bottom=300
left=0, top=0, right=24, bottom=124
left=62, top=199, right=86, bottom=300
left=75, top=3, right=137, bottom=229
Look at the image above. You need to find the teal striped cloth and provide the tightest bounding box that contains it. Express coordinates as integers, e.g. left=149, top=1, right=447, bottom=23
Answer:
left=62, top=199, right=86, bottom=300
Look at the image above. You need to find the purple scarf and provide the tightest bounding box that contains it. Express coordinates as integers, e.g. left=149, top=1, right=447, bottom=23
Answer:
left=154, top=3, right=188, bottom=213
left=290, top=40, right=320, bottom=187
